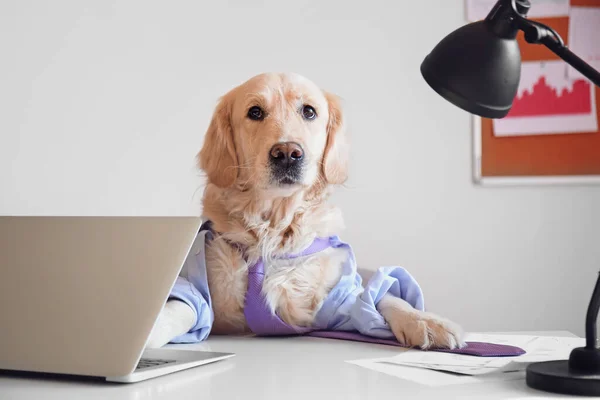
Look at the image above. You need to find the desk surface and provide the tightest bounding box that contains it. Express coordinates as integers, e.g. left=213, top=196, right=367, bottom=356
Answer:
left=0, top=331, right=582, bottom=400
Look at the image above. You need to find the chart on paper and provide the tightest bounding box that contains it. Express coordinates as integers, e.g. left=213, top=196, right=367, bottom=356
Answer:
left=473, top=2, right=600, bottom=181
left=493, top=60, right=598, bottom=136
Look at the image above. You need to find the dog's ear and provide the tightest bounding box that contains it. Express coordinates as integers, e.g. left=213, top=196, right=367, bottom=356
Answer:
left=322, top=91, right=349, bottom=185
left=197, top=93, right=238, bottom=188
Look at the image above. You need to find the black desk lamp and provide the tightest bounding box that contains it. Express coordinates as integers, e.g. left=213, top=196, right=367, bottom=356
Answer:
left=420, top=0, right=600, bottom=396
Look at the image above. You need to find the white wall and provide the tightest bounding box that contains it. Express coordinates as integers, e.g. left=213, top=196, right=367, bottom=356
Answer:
left=2, top=0, right=599, bottom=336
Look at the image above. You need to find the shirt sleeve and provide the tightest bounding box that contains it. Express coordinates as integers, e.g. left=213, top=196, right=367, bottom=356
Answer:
left=166, top=230, right=214, bottom=343
left=313, top=236, right=425, bottom=339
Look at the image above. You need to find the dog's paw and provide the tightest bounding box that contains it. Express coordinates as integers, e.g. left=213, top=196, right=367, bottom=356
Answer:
left=145, top=326, right=172, bottom=349
left=377, top=295, right=465, bottom=350
left=388, top=311, right=465, bottom=350
left=145, top=300, right=196, bottom=349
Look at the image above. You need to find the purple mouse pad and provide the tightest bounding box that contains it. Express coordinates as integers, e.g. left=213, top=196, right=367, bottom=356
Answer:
left=305, top=330, right=526, bottom=357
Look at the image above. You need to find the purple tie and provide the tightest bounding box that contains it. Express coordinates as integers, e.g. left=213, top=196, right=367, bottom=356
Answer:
left=244, top=237, right=332, bottom=336
left=240, top=236, right=525, bottom=357
left=306, top=330, right=525, bottom=357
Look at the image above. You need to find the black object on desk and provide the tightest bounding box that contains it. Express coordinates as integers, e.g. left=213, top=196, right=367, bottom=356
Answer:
left=420, top=0, right=600, bottom=396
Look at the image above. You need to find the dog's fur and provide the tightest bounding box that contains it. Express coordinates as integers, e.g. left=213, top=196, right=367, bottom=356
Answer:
left=146, top=73, right=464, bottom=349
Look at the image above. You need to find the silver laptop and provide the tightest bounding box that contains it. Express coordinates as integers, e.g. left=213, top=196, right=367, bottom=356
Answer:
left=0, top=216, right=234, bottom=383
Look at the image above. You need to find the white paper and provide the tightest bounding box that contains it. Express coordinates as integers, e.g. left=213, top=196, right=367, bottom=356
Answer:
left=568, top=7, right=600, bottom=80
left=382, top=352, right=513, bottom=376
left=347, top=357, right=525, bottom=387
left=493, top=60, right=598, bottom=136
left=465, top=0, right=569, bottom=22
left=382, top=334, right=583, bottom=375
left=346, top=334, right=584, bottom=386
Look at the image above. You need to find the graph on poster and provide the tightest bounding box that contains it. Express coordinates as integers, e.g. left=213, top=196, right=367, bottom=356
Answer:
left=506, top=77, right=593, bottom=117
left=493, top=60, right=598, bottom=136
left=475, top=1, right=600, bottom=183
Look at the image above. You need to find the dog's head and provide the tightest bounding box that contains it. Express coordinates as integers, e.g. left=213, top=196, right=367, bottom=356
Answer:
left=198, top=73, right=348, bottom=194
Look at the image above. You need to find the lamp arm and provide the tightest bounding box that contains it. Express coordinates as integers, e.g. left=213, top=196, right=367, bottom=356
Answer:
left=584, top=273, right=600, bottom=350
left=515, top=17, right=600, bottom=87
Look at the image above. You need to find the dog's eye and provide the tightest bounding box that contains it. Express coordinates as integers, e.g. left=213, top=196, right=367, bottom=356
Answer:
left=302, top=105, right=317, bottom=120
left=247, top=106, right=264, bottom=121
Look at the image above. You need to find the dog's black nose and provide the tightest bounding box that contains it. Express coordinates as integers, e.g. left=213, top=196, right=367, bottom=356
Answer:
left=269, top=142, right=304, bottom=167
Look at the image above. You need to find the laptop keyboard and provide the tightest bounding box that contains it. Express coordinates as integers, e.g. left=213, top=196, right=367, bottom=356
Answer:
left=135, top=358, right=177, bottom=371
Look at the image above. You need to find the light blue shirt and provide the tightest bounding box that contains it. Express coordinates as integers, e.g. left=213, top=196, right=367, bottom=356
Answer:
left=168, top=230, right=425, bottom=343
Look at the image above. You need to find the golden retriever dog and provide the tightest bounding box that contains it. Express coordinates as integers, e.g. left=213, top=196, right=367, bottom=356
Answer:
left=146, top=72, right=464, bottom=350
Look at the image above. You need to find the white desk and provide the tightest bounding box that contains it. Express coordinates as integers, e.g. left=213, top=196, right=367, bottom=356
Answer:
left=0, top=331, right=583, bottom=400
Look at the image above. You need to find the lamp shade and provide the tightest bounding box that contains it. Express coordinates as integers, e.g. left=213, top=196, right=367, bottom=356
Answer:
left=420, top=21, right=522, bottom=119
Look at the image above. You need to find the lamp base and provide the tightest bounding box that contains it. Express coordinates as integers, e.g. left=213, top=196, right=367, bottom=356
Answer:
left=526, top=360, right=600, bottom=396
